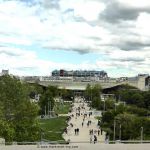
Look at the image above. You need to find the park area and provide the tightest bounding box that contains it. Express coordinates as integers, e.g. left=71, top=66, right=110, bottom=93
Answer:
left=39, top=101, right=72, bottom=142
left=39, top=116, right=68, bottom=142
left=54, top=102, right=72, bottom=114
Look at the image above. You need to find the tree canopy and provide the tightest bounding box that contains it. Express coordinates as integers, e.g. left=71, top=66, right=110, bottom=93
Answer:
left=0, top=75, right=40, bottom=142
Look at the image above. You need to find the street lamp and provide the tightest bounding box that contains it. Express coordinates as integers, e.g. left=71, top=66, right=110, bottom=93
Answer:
left=114, top=103, right=119, bottom=111
left=45, top=105, right=46, bottom=117
left=101, top=99, right=105, bottom=111
left=113, top=119, right=116, bottom=142
left=141, top=127, right=143, bottom=143
left=90, top=85, right=92, bottom=102
left=48, top=98, right=51, bottom=119
left=40, top=129, right=43, bottom=143
left=119, top=124, right=121, bottom=141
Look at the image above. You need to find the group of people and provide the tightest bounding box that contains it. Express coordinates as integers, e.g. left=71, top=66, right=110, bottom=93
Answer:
left=63, top=97, right=105, bottom=144
left=87, top=120, right=92, bottom=127
left=74, top=128, right=80, bottom=135
left=89, top=129, right=101, bottom=136
left=90, top=135, right=98, bottom=144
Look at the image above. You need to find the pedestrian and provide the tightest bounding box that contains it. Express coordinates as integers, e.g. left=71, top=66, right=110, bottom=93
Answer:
left=82, top=122, right=84, bottom=127
left=87, top=122, right=89, bottom=127
left=77, top=128, right=79, bottom=135
left=94, top=135, right=97, bottom=144
left=89, top=120, right=92, bottom=125
left=64, top=128, right=67, bottom=134
left=90, top=135, right=93, bottom=143
left=105, top=132, right=109, bottom=144
left=94, top=130, right=97, bottom=134
left=89, top=130, right=91, bottom=135
left=101, top=128, right=103, bottom=135
left=98, top=130, right=100, bottom=136
left=70, top=123, right=73, bottom=127
left=74, top=129, right=76, bottom=135
left=98, top=120, right=101, bottom=126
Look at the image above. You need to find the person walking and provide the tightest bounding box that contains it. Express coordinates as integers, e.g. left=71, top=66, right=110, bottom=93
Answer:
left=98, top=129, right=100, bottom=136
left=77, top=128, right=79, bottom=135
left=87, top=122, right=89, bottom=127
left=101, top=128, right=103, bottom=135
left=90, top=135, right=93, bottom=143
left=74, top=129, right=76, bottom=135
left=82, top=122, right=84, bottom=127
left=94, top=135, right=97, bottom=144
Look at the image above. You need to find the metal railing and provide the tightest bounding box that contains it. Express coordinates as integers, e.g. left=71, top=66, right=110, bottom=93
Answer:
left=1, top=140, right=150, bottom=145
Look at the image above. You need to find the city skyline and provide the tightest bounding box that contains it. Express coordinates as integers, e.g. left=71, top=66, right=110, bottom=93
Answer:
left=1, top=0, right=150, bottom=77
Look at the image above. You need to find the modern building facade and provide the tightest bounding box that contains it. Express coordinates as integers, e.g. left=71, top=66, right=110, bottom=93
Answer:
left=1, top=69, right=9, bottom=76
left=52, top=69, right=108, bottom=78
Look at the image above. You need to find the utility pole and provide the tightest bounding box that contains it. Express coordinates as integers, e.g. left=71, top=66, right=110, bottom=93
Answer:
left=113, top=120, right=116, bottom=142
left=141, top=127, right=143, bottom=143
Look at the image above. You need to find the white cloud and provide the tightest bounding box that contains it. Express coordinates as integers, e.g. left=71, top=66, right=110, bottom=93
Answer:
left=136, top=12, right=150, bottom=36
left=1, top=0, right=150, bottom=76
left=73, top=1, right=105, bottom=21
left=117, top=0, right=150, bottom=8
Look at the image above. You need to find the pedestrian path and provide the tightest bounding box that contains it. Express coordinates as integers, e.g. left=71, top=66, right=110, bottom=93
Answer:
left=62, top=97, right=106, bottom=143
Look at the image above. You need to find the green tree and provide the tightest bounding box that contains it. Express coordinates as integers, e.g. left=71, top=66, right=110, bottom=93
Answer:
left=0, top=120, right=15, bottom=142
left=91, top=84, right=102, bottom=109
left=60, top=88, right=74, bottom=101
left=102, top=111, right=115, bottom=124
left=143, top=91, right=150, bottom=109
left=39, top=90, right=54, bottom=115
left=84, top=84, right=102, bottom=109
left=28, top=83, right=43, bottom=99
left=115, top=113, right=141, bottom=140
left=131, top=93, right=144, bottom=107
left=84, top=84, right=92, bottom=101
left=105, top=99, right=115, bottom=110
left=0, top=75, right=40, bottom=142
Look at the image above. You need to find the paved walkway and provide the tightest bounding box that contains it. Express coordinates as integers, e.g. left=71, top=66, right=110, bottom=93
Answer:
left=62, top=97, right=106, bottom=143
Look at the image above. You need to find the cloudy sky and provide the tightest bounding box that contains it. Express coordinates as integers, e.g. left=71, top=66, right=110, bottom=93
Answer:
left=0, top=0, right=150, bottom=77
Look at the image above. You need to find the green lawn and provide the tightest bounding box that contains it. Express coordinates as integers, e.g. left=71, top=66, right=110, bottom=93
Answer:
left=39, top=116, right=67, bottom=141
left=54, top=102, right=71, bottom=114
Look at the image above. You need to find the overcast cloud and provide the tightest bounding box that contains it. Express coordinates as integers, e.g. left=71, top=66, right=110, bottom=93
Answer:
left=0, top=0, right=150, bottom=76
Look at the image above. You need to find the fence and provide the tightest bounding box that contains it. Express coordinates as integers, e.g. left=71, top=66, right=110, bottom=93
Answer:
left=1, top=140, right=150, bottom=145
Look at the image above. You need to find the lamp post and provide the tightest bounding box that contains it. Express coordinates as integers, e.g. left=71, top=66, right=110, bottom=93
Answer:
left=49, top=101, right=51, bottom=118
left=40, top=129, right=43, bottom=143
left=119, top=124, right=121, bottom=141
left=90, top=85, right=92, bottom=102
left=101, top=99, right=105, bottom=111
left=104, top=100, right=105, bottom=111
left=48, top=98, right=51, bottom=119
left=113, top=120, right=116, bottom=142
left=114, top=103, right=119, bottom=111
left=103, top=100, right=105, bottom=111
left=141, top=127, right=143, bottom=143
left=45, top=105, right=46, bottom=117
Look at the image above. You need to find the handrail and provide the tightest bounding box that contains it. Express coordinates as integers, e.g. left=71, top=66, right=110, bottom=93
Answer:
left=1, top=140, right=150, bottom=145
